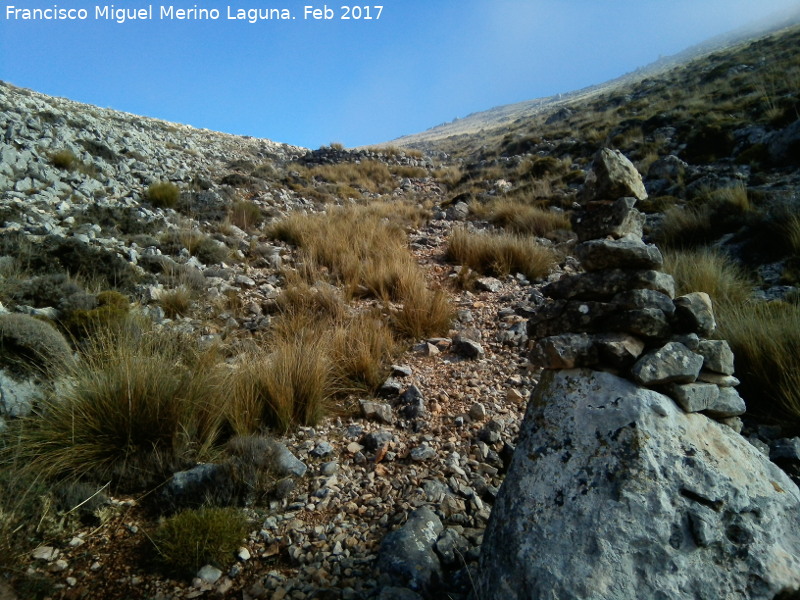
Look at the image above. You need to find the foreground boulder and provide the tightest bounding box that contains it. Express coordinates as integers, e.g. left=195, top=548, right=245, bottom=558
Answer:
left=479, top=369, right=800, bottom=600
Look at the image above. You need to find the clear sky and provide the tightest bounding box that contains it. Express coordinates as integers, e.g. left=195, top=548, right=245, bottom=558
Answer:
left=1, top=0, right=799, bottom=149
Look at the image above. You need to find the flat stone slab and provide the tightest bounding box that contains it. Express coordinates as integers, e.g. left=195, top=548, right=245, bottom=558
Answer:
left=576, top=236, right=663, bottom=272
left=544, top=269, right=675, bottom=301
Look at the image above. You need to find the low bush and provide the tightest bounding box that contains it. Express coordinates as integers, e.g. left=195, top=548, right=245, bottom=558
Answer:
left=445, top=227, right=557, bottom=281
left=160, top=230, right=229, bottom=265
left=0, top=313, right=73, bottom=378
left=49, top=149, right=78, bottom=171
left=145, top=182, right=181, bottom=209
left=151, top=506, right=248, bottom=577
left=62, top=290, right=130, bottom=337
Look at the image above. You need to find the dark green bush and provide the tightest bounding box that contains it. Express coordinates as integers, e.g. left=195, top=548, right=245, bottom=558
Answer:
left=62, top=290, right=130, bottom=337
left=0, top=313, right=73, bottom=377
left=682, top=123, right=735, bottom=163
left=9, top=274, right=85, bottom=310
left=145, top=182, right=181, bottom=209
left=220, top=173, right=254, bottom=187
left=151, top=507, right=248, bottom=577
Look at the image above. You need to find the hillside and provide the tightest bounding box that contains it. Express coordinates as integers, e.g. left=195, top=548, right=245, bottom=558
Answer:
left=1, top=16, right=800, bottom=600
left=394, top=8, right=800, bottom=156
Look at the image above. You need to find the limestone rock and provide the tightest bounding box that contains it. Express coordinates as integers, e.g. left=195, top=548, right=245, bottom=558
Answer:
left=595, top=333, right=646, bottom=368
left=527, top=300, right=615, bottom=338
left=767, top=118, right=800, bottom=166
left=697, top=371, right=740, bottom=387
left=0, top=370, right=41, bottom=418
left=445, top=201, right=469, bottom=221
left=531, top=333, right=597, bottom=369
left=705, top=386, right=746, bottom=418
left=572, top=197, right=645, bottom=241
left=631, top=342, right=703, bottom=386
left=273, top=443, right=308, bottom=477
left=475, top=277, right=502, bottom=293
left=697, top=339, right=735, bottom=375
left=674, top=292, right=716, bottom=336
left=576, top=236, right=663, bottom=271
left=667, top=382, right=720, bottom=412
left=605, top=307, right=671, bottom=339
left=612, top=289, right=675, bottom=316
left=452, top=335, right=484, bottom=359
left=360, top=400, right=395, bottom=425
left=479, top=369, right=800, bottom=600
left=582, top=148, right=648, bottom=202
left=399, top=385, right=427, bottom=419
left=376, top=506, right=443, bottom=593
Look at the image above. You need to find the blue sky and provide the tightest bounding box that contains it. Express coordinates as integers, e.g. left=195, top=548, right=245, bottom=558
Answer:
left=1, top=0, right=799, bottom=148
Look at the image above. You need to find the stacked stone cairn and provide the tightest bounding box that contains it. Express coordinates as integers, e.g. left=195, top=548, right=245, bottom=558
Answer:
left=529, top=149, right=745, bottom=429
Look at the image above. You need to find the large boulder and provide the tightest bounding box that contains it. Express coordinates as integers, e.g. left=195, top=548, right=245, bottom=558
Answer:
left=479, top=369, right=800, bottom=600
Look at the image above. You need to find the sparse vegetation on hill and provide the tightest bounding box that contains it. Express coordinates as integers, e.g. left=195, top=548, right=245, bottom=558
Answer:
left=2, top=17, right=800, bottom=600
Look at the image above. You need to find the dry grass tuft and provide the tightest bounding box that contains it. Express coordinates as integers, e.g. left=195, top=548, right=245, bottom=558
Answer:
left=159, top=286, right=193, bottom=319
left=481, top=199, right=571, bottom=236
left=15, top=319, right=227, bottom=490
left=716, top=301, right=800, bottom=429
left=446, top=227, right=557, bottom=281
left=229, top=329, right=333, bottom=435
left=663, top=248, right=752, bottom=306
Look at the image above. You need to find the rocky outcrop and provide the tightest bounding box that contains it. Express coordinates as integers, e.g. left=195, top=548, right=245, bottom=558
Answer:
left=478, top=369, right=800, bottom=600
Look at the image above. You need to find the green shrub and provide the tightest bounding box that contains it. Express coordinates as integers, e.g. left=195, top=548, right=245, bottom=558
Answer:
left=682, top=123, right=736, bottom=163
left=159, top=230, right=229, bottom=265
left=151, top=506, right=248, bottom=577
left=9, top=273, right=86, bottom=311
left=79, top=139, right=117, bottom=162
left=0, top=313, right=73, bottom=378
left=62, top=290, right=130, bottom=337
left=10, top=236, right=140, bottom=292
left=145, top=182, right=181, bottom=209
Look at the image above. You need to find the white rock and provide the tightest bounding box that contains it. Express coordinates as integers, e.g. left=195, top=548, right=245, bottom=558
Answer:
left=480, top=369, right=800, bottom=600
